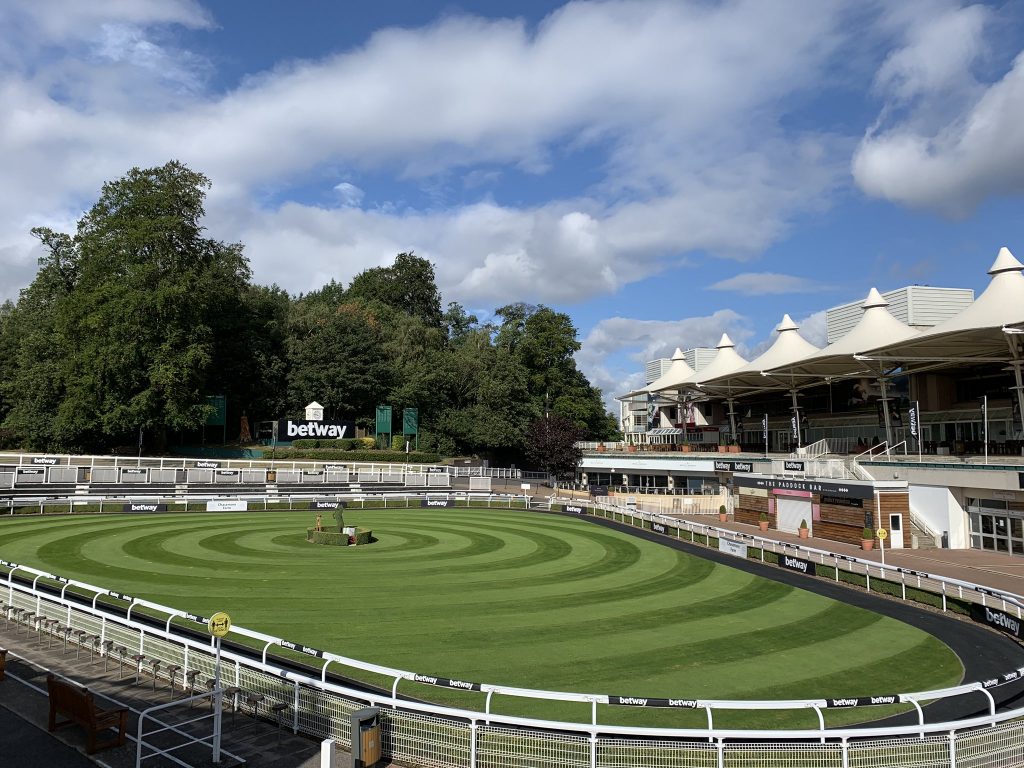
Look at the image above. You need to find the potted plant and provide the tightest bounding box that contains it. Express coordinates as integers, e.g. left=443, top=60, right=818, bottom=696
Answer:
left=798, top=519, right=809, bottom=539
left=680, top=444, right=692, bottom=453
left=717, top=443, right=729, bottom=453
left=627, top=443, right=638, bottom=453
left=719, top=504, right=728, bottom=523
left=758, top=512, right=769, bottom=532
left=596, top=443, right=607, bottom=453
left=861, top=527, right=874, bottom=550
left=729, top=441, right=741, bottom=454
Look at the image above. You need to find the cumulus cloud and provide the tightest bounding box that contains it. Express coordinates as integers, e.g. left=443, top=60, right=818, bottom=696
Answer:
left=853, top=4, right=1024, bottom=214
left=0, top=0, right=860, bottom=305
left=333, top=182, right=364, bottom=208
left=708, top=272, right=830, bottom=295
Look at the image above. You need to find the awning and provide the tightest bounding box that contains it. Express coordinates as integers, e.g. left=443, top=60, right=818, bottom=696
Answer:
left=647, top=428, right=684, bottom=436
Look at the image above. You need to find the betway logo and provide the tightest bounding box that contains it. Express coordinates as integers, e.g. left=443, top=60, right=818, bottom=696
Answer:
left=870, top=696, right=896, bottom=705
left=618, top=697, right=647, bottom=706
left=448, top=679, right=474, bottom=690
left=714, top=461, right=731, bottom=471
left=286, top=422, right=348, bottom=438
left=414, top=675, right=438, bottom=685
left=668, top=699, right=697, bottom=708
left=831, top=698, right=857, bottom=707
left=784, top=461, right=804, bottom=471
left=652, top=523, right=666, bottom=534
left=985, top=607, right=1021, bottom=636
left=131, top=504, right=158, bottom=512
left=565, top=505, right=583, bottom=513
left=31, top=457, right=57, bottom=465
left=314, top=501, right=339, bottom=509
left=733, top=462, right=753, bottom=472
left=425, top=500, right=448, bottom=506
left=784, top=556, right=808, bottom=572
left=195, top=461, right=220, bottom=469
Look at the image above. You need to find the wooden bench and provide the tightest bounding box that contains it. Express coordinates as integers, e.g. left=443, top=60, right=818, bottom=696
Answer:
left=47, top=673, right=128, bottom=754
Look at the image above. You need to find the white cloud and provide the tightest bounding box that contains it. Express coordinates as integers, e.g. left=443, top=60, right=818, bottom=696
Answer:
left=0, top=0, right=860, bottom=305
left=333, top=182, right=364, bottom=208
left=853, top=4, right=1024, bottom=214
left=708, top=272, right=830, bottom=295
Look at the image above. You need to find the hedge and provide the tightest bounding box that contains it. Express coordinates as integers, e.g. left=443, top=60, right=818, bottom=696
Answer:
left=306, top=527, right=374, bottom=546
left=278, top=449, right=441, bottom=463
left=290, top=437, right=376, bottom=450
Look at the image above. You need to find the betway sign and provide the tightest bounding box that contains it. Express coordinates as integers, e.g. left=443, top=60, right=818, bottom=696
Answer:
left=277, top=419, right=356, bottom=439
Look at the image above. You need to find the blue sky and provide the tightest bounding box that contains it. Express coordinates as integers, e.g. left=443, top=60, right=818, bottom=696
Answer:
left=2, top=1, right=1024, bottom=407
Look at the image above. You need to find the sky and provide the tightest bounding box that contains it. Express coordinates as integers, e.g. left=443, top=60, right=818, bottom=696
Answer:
left=2, top=0, right=1024, bottom=409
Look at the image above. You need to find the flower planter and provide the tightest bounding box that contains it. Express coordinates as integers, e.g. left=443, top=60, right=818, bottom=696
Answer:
left=798, top=528, right=809, bottom=539
left=719, top=513, right=728, bottom=523
left=729, top=445, right=741, bottom=454
left=717, top=445, right=728, bottom=453
left=758, top=521, right=769, bottom=532
left=627, top=445, right=637, bottom=453
left=861, top=539, right=874, bottom=551
left=680, top=445, right=692, bottom=453
left=596, top=445, right=606, bottom=453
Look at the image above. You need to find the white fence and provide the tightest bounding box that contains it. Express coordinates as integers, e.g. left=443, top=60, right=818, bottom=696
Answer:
left=2, top=552, right=1024, bottom=768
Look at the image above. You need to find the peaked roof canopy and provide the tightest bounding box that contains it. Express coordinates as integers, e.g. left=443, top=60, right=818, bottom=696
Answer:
left=645, top=348, right=696, bottom=393
left=675, top=333, right=748, bottom=389
left=765, top=288, right=918, bottom=381
left=858, top=247, right=1024, bottom=367
left=697, top=314, right=820, bottom=395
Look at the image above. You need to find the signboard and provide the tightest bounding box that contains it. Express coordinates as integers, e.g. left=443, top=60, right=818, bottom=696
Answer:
left=718, top=538, right=748, bottom=559
left=521, top=483, right=531, bottom=490
left=310, top=499, right=346, bottom=510
left=780, top=554, right=816, bottom=576
left=783, top=460, right=805, bottom=472
left=403, top=408, right=419, bottom=435
left=208, top=612, right=232, bottom=637
left=206, top=500, right=248, bottom=512
left=877, top=528, right=888, bottom=540
left=713, top=460, right=754, bottom=473
left=908, top=401, right=920, bottom=446
left=205, top=395, right=227, bottom=426
left=589, top=485, right=609, bottom=497
left=31, top=456, right=59, bottom=466
left=276, top=419, right=355, bottom=440
left=762, top=414, right=768, bottom=442
left=122, top=503, right=168, bottom=513
left=970, top=604, right=1022, bottom=639
left=194, top=460, right=221, bottom=469
left=733, top=475, right=875, bottom=499
left=376, top=405, right=393, bottom=435
left=821, top=494, right=863, bottom=508
left=562, top=503, right=585, bottom=514
left=420, top=499, right=455, bottom=508
left=609, top=696, right=698, bottom=708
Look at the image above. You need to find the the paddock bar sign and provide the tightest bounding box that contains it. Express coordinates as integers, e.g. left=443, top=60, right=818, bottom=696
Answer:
left=310, top=499, right=346, bottom=510
left=781, top=554, right=816, bottom=576
left=122, top=503, right=168, bottom=512
left=733, top=475, right=875, bottom=499
left=420, top=499, right=455, bottom=508
left=561, top=503, right=586, bottom=514
left=207, top=500, right=248, bottom=512
left=714, top=460, right=754, bottom=473
left=971, top=604, right=1023, bottom=639
left=411, top=674, right=482, bottom=692
left=277, top=419, right=356, bottom=439
left=610, top=696, right=698, bottom=708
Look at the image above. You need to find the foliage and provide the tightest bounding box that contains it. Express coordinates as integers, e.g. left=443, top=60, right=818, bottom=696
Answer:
left=279, top=449, right=441, bottom=463
left=800, top=519, right=808, bottom=529
left=759, top=512, right=768, bottom=522
left=524, top=414, right=584, bottom=483
left=863, top=527, right=874, bottom=539
left=1, top=162, right=617, bottom=457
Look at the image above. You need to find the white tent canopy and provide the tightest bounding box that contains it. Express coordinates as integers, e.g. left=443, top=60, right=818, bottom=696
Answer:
left=681, top=333, right=748, bottom=387
left=646, top=348, right=696, bottom=394
left=698, top=314, right=819, bottom=395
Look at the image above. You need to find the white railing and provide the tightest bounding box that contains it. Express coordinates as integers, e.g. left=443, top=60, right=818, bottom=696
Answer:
left=794, top=438, right=831, bottom=459
left=3, top=546, right=1024, bottom=768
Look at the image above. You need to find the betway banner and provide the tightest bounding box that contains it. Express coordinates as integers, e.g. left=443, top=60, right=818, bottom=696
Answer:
left=122, top=503, right=168, bottom=513
left=825, top=694, right=899, bottom=708
left=276, top=419, right=356, bottom=440
left=420, top=499, right=455, bottom=508
left=411, top=673, right=482, bottom=692
left=971, top=604, right=1023, bottom=639
left=561, top=503, right=586, bottom=514
left=780, top=554, right=816, bottom=576
left=310, top=499, right=346, bottom=510
left=609, top=696, right=698, bottom=708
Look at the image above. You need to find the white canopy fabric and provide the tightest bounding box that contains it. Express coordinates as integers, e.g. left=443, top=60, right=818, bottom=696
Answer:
left=646, top=348, right=696, bottom=393
left=679, top=333, right=748, bottom=387
left=765, top=288, right=918, bottom=381
left=858, top=248, right=1024, bottom=366
left=697, top=314, right=819, bottom=395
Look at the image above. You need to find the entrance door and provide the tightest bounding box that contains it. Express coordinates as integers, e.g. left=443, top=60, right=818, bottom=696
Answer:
left=776, top=496, right=811, bottom=534
left=888, top=513, right=904, bottom=549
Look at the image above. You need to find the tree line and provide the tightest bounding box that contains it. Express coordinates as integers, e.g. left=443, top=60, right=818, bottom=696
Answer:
left=0, top=161, right=619, bottom=467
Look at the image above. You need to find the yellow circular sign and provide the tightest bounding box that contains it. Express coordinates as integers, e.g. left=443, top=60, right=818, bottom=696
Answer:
left=208, top=612, right=232, bottom=637
left=877, top=528, right=888, bottom=540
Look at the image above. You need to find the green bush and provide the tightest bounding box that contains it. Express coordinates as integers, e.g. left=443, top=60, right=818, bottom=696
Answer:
left=862, top=527, right=874, bottom=539
left=278, top=449, right=441, bottom=463
left=306, top=529, right=348, bottom=546
left=759, top=512, right=768, bottom=522
left=291, top=438, right=360, bottom=450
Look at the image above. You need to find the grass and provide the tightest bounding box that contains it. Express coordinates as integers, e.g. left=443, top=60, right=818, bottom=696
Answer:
left=0, top=508, right=963, bottom=728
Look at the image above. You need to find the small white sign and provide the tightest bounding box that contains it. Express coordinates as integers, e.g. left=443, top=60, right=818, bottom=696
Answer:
left=521, top=483, right=531, bottom=490
left=206, top=500, right=248, bottom=512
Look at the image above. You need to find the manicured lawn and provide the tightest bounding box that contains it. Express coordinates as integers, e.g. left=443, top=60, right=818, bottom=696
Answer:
left=0, top=508, right=962, bottom=727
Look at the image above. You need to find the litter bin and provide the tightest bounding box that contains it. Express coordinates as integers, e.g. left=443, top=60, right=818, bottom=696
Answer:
left=351, top=708, right=382, bottom=767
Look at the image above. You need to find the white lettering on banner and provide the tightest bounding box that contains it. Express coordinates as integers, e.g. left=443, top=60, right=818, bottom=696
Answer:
left=206, top=500, right=248, bottom=512
left=668, top=699, right=697, bottom=708
left=449, top=680, right=474, bottom=690
left=195, top=461, right=220, bottom=469
left=131, top=504, right=158, bottom=512
left=984, top=678, right=998, bottom=688
left=618, top=697, right=648, bottom=706
left=652, top=522, right=666, bottom=534
left=32, top=457, right=58, bottom=465
left=414, top=675, right=438, bottom=685
left=286, top=421, right=348, bottom=439
left=985, top=607, right=1022, bottom=636
left=426, top=500, right=448, bottom=506
left=831, top=698, right=857, bottom=707
left=784, top=556, right=808, bottom=573
left=870, top=696, right=896, bottom=705
left=565, top=505, right=584, bottom=514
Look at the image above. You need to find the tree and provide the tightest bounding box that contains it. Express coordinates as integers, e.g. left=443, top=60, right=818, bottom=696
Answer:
left=347, top=252, right=443, bottom=327
left=525, top=414, right=584, bottom=488
left=16, top=161, right=251, bottom=451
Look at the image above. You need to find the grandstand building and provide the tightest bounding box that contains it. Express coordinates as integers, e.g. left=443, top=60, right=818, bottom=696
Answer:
left=588, top=248, right=1024, bottom=555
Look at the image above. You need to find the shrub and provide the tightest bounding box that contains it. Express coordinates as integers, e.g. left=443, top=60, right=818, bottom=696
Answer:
left=759, top=512, right=768, bottom=522
left=800, top=519, right=808, bottom=529
left=719, top=505, right=727, bottom=515
left=862, top=527, right=874, bottom=539
left=277, top=449, right=441, bottom=463
left=306, top=529, right=347, bottom=546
